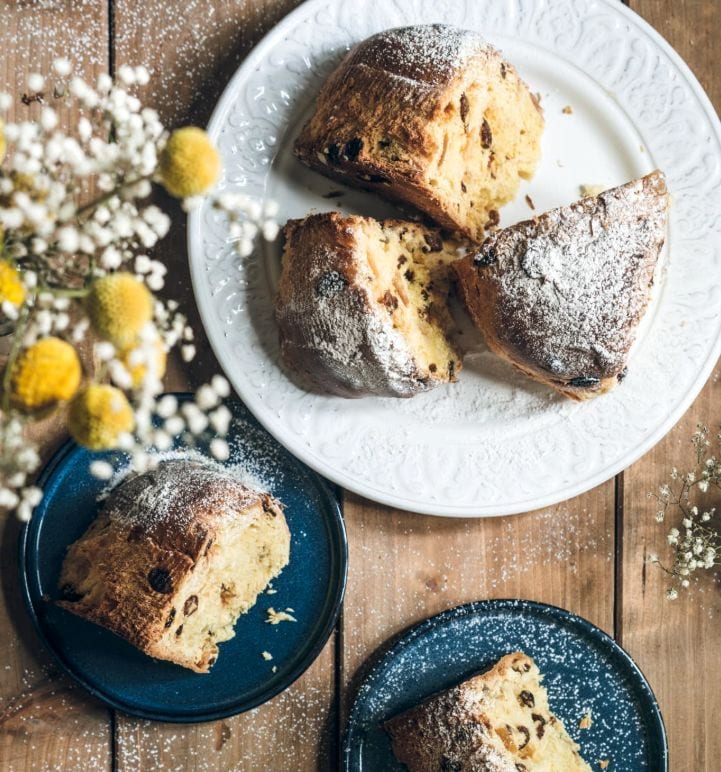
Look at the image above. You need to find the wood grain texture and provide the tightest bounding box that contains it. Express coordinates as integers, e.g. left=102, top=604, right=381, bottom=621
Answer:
left=339, top=488, right=616, bottom=712
left=620, top=3, right=721, bottom=768
left=0, top=1, right=720, bottom=771
left=111, top=2, right=336, bottom=770
left=0, top=4, right=112, bottom=771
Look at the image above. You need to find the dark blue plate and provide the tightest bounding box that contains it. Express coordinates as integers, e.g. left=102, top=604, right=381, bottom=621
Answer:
left=19, top=396, right=347, bottom=723
left=344, top=600, right=667, bottom=771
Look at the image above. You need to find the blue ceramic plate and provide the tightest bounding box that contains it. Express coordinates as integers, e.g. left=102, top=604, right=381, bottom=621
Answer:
left=20, top=396, right=347, bottom=723
left=344, top=600, right=667, bottom=771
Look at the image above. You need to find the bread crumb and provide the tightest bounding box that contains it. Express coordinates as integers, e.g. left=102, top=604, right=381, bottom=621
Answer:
left=266, top=607, right=297, bottom=624
left=271, top=665, right=278, bottom=673
left=598, top=761, right=609, bottom=770
left=261, top=651, right=273, bottom=661
left=579, top=184, right=607, bottom=198
left=562, top=105, right=573, bottom=114
left=525, top=194, right=535, bottom=210
left=578, top=710, right=592, bottom=729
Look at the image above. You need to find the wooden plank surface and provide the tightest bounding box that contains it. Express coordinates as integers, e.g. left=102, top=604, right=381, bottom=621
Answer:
left=621, top=2, right=721, bottom=770
left=0, top=1, right=719, bottom=771
left=112, top=2, right=337, bottom=771
left=0, top=4, right=112, bottom=771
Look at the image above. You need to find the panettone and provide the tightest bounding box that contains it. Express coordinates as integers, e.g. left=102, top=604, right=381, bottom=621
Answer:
left=57, top=460, right=290, bottom=673
left=384, top=652, right=591, bottom=771
left=275, top=211, right=463, bottom=397
left=294, top=24, right=544, bottom=242
left=453, top=171, right=669, bottom=400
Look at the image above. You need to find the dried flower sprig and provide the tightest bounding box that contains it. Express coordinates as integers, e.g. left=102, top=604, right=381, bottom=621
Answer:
left=648, top=424, right=721, bottom=598
left=0, top=60, right=277, bottom=521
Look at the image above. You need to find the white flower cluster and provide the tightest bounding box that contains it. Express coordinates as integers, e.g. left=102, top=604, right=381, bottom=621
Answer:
left=88, top=375, right=233, bottom=482
left=0, top=417, right=42, bottom=521
left=0, top=60, right=278, bottom=522
left=214, top=193, right=279, bottom=257
left=650, top=424, right=721, bottom=598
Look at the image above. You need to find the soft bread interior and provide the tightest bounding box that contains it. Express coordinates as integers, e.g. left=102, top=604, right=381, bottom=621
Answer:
left=152, top=503, right=290, bottom=671
left=469, top=657, right=587, bottom=769
left=418, top=68, right=543, bottom=240
left=354, top=221, right=462, bottom=383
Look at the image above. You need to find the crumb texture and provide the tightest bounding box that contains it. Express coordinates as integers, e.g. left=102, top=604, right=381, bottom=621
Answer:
left=385, top=652, right=591, bottom=771
left=275, top=211, right=462, bottom=397
left=57, top=460, right=290, bottom=672
left=454, top=171, right=669, bottom=400
left=294, top=24, right=544, bottom=242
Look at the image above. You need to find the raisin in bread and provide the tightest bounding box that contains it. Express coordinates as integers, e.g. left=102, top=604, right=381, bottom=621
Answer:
left=275, top=212, right=462, bottom=397
left=453, top=171, right=669, bottom=400
left=385, top=652, right=591, bottom=772
left=294, top=24, right=544, bottom=242
left=57, top=460, right=290, bottom=673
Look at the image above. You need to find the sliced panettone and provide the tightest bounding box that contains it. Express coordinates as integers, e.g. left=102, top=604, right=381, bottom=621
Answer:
left=453, top=171, right=669, bottom=400
left=294, top=24, right=544, bottom=242
left=275, top=212, right=463, bottom=398
left=57, top=460, right=290, bottom=673
left=384, top=652, right=591, bottom=772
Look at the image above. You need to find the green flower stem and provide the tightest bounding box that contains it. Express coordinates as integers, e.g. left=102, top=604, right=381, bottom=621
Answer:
left=75, top=173, right=154, bottom=218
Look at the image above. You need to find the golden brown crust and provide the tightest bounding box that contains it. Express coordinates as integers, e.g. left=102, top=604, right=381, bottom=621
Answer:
left=385, top=652, right=590, bottom=772
left=294, top=25, right=543, bottom=241
left=454, top=171, right=669, bottom=400
left=275, top=211, right=461, bottom=398
left=57, top=461, right=289, bottom=672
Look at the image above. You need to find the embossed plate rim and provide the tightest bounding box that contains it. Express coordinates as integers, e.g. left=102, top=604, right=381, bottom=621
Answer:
left=188, top=0, right=721, bottom=516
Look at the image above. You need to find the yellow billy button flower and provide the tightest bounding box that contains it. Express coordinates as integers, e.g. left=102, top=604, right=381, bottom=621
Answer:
left=9, top=337, right=82, bottom=412
left=86, top=273, right=153, bottom=350
left=0, top=260, right=25, bottom=307
left=67, top=384, right=134, bottom=450
left=158, top=126, right=220, bottom=198
left=119, top=337, right=167, bottom=388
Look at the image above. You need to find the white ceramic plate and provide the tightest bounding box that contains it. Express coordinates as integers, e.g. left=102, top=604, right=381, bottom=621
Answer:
left=188, top=0, right=721, bottom=517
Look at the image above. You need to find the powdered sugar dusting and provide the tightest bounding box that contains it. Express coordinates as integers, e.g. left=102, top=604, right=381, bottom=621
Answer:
left=345, top=601, right=664, bottom=770
left=355, top=24, right=489, bottom=87
left=464, top=174, right=668, bottom=383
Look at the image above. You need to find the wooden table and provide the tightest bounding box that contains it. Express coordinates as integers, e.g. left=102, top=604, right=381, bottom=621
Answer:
left=0, top=1, right=719, bottom=769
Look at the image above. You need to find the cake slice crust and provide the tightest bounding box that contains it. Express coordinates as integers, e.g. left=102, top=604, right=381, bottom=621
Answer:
left=295, top=25, right=544, bottom=242
left=275, top=212, right=463, bottom=398
left=385, top=652, right=591, bottom=772
left=57, top=460, right=290, bottom=673
left=453, top=171, right=669, bottom=400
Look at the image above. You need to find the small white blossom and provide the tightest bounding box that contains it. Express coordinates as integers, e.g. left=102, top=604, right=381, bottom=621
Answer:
left=53, top=58, right=72, bottom=76
left=181, top=344, right=196, bottom=362
left=210, top=438, right=230, bottom=462
left=27, top=73, right=45, bottom=92
left=90, top=461, right=114, bottom=480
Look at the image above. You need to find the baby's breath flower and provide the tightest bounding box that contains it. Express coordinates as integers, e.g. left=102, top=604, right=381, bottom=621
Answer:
left=210, top=437, right=230, bottom=462
left=652, top=424, right=721, bottom=598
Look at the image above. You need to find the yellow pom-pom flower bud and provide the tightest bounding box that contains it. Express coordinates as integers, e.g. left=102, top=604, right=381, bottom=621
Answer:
left=0, top=260, right=25, bottom=307
left=67, top=383, right=134, bottom=450
left=158, top=126, right=220, bottom=198
left=119, top=337, right=167, bottom=388
left=9, top=337, right=81, bottom=412
left=0, top=118, right=6, bottom=165
left=86, top=273, right=153, bottom=350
